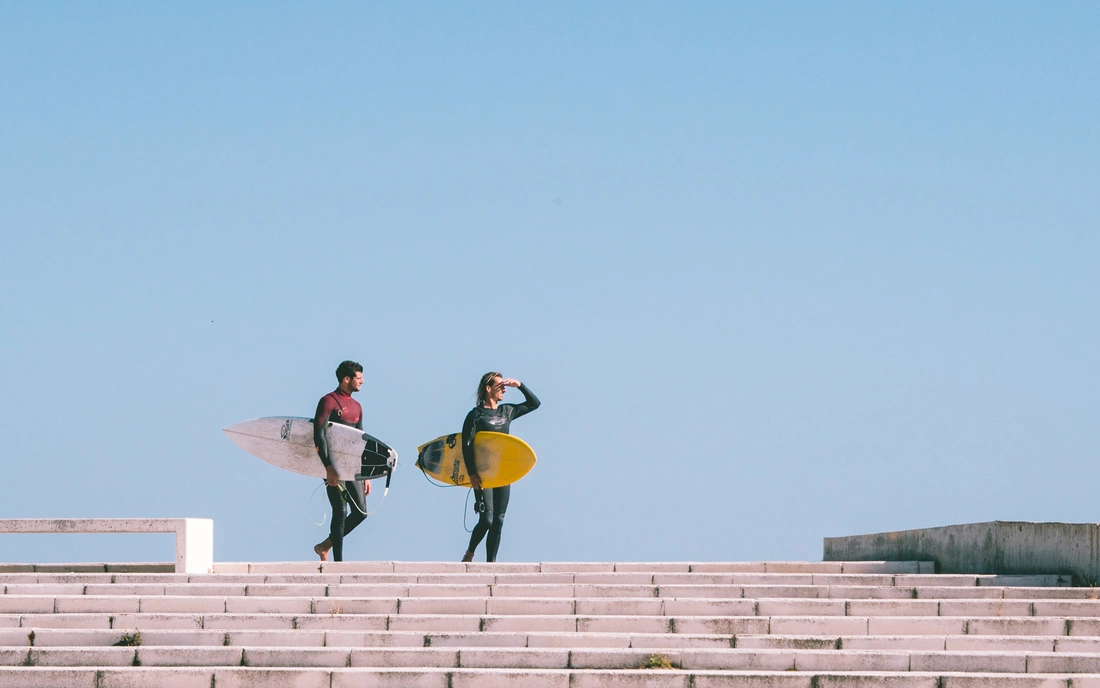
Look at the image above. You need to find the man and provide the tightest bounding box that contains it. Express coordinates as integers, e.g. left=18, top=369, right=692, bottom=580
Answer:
left=312, top=360, right=371, bottom=562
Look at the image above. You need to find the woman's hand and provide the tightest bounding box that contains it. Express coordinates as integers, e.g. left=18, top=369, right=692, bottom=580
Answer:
left=501, top=378, right=521, bottom=388
left=470, top=473, right=483, bottom=490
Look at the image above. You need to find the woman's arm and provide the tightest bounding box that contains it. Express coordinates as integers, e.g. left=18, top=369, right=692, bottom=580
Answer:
left=507, top=382, right=540, bottom=420
left=461, top=407, right=480, bottom=482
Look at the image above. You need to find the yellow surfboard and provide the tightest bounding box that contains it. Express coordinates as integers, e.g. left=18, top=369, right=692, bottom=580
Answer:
left=416, top=432, right=536, bottom=488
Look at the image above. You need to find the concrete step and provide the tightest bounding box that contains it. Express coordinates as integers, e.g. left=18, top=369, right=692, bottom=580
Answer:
left=7, top=612, right=1100, bottom=636
left=2, top=561, right=937, bottom=576
left=4, top=583, right=1091, bottom=602
left=222, top=561, right=938, bottom=575
left=0, top=666, right=1099, bottom=688
left=0, top=627, right=741, bottom=648
left=9, top=645, right=1100, bottom=672
left=0, top=572, right=1072, bottom=590
left=10, top=625, right=1100, bottom=652
left=2, top=590, right=1100, bottom=616
left=0, top=564, right=175, bottom=574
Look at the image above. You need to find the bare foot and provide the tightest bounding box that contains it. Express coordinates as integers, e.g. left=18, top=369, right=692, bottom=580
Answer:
left=461, top=551, right=474, bottom=563
left=314, top=540, right=331, bottom=562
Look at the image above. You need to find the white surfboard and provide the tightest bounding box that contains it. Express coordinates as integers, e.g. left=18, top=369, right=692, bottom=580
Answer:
left=223, top=417, right=397, bottom=483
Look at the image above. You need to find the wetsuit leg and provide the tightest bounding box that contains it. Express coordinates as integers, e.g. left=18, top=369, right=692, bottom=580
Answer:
left=326, top=484, right=348, bottom=562
left=327, top=481, right=367, bottom=562
left=466, top=487, right=494, bottom=555
left=485, top=485, right=510, bottom=562
left=342, top=480, right=367, bottom=537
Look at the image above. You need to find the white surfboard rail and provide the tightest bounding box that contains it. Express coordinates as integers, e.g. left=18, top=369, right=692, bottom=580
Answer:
left=0, top=518, right=214, bottom=574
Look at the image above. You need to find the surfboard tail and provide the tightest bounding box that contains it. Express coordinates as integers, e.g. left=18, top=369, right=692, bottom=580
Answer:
left=356, top=465, right=394, bottom=490
left=356, top=437, right=397, bottom=490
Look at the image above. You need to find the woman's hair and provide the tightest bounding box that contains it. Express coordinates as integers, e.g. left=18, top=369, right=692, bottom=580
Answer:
left=476, top=371, right=503, bottom=407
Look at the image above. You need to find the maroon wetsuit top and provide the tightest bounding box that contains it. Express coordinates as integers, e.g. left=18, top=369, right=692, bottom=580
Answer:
left=313, top=390, right=363, bottom=467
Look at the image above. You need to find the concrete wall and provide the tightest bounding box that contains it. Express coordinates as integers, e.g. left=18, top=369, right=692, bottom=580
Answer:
left=824, top=521, right=1100, bottom=583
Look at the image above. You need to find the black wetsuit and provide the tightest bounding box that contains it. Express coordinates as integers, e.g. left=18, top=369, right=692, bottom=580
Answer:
left=462, top=383, right=540, bottom=562
left=314, top=390, right=366, bottom=562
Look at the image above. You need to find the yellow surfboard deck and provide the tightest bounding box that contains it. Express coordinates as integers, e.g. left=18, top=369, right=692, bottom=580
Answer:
left=416, top=432, right=536, bottom=488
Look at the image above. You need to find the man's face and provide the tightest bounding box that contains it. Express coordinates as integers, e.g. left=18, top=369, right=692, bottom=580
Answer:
left=346, top=371, right=363, bottom=392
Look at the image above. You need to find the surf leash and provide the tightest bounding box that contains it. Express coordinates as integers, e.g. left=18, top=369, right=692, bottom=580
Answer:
left=418, top=466, right=458, bottom=489
left=309, top=481, right=390, bottom=524
left=356, top=481, right=392, bottom=517
left=413, top=461, right=484, bottom=531
left=340, top=481, right=391, bottom=517
left=309, top=483, right=328, bottom=526
left=463, top=489, right=474, bottom=532
left=462, top=489, right=489, bottom=533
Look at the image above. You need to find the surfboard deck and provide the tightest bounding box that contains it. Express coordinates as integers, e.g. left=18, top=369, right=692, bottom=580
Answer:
left=415, top=431, right=536, bottom=488
left=223, top=417, right=397, bottom=482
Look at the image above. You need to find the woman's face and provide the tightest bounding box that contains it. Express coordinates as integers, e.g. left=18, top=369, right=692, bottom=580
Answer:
left=486, top=376, right=505, bottom=404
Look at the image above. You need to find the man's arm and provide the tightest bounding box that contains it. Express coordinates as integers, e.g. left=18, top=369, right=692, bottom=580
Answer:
left=313, top=395, right=340, bottom=487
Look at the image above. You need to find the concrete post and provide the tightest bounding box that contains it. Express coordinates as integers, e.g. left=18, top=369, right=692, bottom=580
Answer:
left=178, top=519, right=214, bottom=574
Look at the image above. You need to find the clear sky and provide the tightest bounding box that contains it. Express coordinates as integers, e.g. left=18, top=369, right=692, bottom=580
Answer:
left=1, top=2, right=1097, bottom=565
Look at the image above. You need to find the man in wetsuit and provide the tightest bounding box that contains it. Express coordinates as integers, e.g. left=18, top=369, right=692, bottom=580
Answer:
left=312, top=360, right=371, bottom=562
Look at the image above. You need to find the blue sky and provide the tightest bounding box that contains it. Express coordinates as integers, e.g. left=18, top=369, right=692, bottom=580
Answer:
left=1, top=2, right=1097, bottom=565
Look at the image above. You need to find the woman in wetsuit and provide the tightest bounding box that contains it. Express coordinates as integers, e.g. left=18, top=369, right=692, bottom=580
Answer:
left=461, top=372, right=540, bottom=563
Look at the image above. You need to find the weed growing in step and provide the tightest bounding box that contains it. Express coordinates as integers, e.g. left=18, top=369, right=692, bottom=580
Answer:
left=640, top=654, right=677, bottom=670
left=114, top=630, right=144, bottom=647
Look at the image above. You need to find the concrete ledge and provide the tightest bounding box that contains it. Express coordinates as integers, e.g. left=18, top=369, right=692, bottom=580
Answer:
left=0, top=520, right=213, bottom=574
left=824, top=521, right=1100, bottom=583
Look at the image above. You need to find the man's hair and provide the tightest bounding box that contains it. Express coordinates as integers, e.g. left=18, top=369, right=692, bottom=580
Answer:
left=335, top=360, right=363, bottom=381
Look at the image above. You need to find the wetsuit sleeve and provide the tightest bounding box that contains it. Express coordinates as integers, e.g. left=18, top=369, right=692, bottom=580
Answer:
left=508, top=383, right=541, bottom=420
left=313, top=395, right=336, bottom=468
left=461, top=408, right=479, bottom=477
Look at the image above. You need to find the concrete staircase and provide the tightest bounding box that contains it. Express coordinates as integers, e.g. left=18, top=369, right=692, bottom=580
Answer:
left=1, top=560, right=1098, bottom=686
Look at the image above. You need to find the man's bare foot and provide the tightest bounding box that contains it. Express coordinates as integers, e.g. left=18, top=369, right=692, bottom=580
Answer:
left=314, top=540, right=331, bottom=562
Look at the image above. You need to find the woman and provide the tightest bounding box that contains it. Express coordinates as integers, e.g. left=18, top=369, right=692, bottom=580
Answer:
left=461, top=372, right=540, bottom=562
